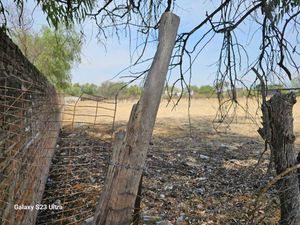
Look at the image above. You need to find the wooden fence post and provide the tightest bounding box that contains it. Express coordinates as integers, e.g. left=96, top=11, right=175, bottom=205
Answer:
left=93, top=12, right=180, bottom=225
left=258, top=92, right=300, bottom=225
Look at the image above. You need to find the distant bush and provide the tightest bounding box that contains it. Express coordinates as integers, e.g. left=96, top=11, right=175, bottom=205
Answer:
left=189, top=85, right=215, bottom=98
left=64, top=81, right=142, bottom=99
left=64, top=83, right=81, bottom=96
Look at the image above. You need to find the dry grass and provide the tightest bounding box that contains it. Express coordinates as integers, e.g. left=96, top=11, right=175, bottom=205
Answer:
left=62, top=97, right=300, bottom=141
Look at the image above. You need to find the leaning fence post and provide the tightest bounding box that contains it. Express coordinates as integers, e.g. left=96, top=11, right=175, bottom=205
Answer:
left=93, top=12, right=180, bottom=225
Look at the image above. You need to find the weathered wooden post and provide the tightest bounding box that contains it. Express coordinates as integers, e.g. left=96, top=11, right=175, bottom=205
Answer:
left=93, top=12, right=180, bottom=225
left=258, top=92, right=300, bottom=225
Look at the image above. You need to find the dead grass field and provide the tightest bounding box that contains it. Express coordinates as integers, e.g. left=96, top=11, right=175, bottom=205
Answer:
left=63, top=97, right=300, bottom=141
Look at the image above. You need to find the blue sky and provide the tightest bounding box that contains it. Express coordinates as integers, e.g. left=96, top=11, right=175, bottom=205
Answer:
left=24, top=1, right=299, bottom=86
left=70, top=1, right=223, bottom=86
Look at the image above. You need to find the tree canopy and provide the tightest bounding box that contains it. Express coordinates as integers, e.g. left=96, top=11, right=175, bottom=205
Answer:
left=13, top=25, right=82, bottom=90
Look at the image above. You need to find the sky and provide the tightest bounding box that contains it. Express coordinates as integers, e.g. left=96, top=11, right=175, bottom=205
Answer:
left=21, top=1, right=300, bottom=87
left=69, top=1, right=225, bottom=86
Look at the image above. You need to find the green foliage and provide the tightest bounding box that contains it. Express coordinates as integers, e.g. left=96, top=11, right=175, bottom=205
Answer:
left=251, top=83, right=289, bottom=95
left=3, top=0, right=298, bottom=30
left=81, top=83, right=98, bottom=95
left=65, top=83, right=81, bottom=96
left=127, top=85, right=142, bottom=97
left=198, top=85, right=215, bottom=95
left=0, top=0, right=95, bottom=30
left=38, top=0, right=95, bottom=29
left=267, top=84, right=285, bottom=89
left=64, top=81, right=143, bottom=99
left=189, top=85, right=215, bottom=97
left=15, top=26, right=82, bottom=90
left=98, top=81, right=127, bottom=98
left=98, top=82, right=143, bottom=99
left=254, top=83, right=284, bottom=91
left=164, top=85, right=217, bottom=98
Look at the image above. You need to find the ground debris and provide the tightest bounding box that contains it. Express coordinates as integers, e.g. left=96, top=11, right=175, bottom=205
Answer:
left=141, top=132, right=278, bottom=224
left=36, top=123, right=279, bottom=225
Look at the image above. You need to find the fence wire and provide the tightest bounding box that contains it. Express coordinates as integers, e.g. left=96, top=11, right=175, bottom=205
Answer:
left=35, top=93, right=116, bottom=225
left=0, top=68, right=116, bottom=225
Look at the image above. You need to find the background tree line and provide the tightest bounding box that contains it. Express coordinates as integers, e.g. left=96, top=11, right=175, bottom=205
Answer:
left=64, top=81, right=142, bottom=99
left=64, top=82, right=218, bottom=99
left=64, top=82, right=297, bottom=99
left=65, top=82, right=225, bottom=99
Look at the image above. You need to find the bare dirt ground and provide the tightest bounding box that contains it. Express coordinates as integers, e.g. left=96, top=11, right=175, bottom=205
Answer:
left=114, top=98, right=279, bottom=224
left=37, top=97, right=300, bottom=224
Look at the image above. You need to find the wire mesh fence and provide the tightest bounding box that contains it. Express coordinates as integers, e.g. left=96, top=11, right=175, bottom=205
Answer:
left=0, top=35, right=117, bottom=224
left=0, top=81, right=61, bottom=225
left=35, top=93, right=116, bottom=225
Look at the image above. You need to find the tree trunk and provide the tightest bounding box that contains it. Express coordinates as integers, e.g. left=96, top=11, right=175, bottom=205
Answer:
left=93, top=12, right=180, bottom=225
left=258, top=92, right=300, bottom=225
